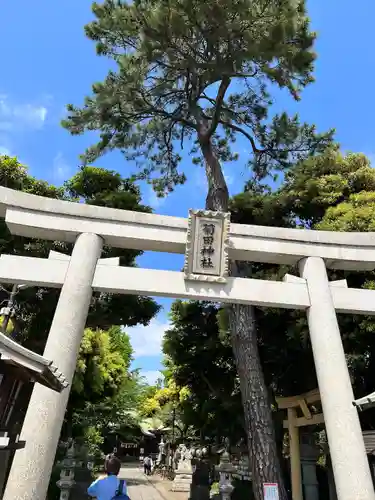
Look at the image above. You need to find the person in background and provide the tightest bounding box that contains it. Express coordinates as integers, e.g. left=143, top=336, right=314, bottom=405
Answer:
left=105, top=453, right=114, bottom=472
left=88, top=455, right=127, bottom=499
left=143, top=455, right=153, bottom=475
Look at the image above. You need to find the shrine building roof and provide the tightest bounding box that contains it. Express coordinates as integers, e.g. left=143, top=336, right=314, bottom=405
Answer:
left=0, top=331, right=68, bottom=393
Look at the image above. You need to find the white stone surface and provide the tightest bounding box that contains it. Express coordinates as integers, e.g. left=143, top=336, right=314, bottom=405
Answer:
left=48, top=250, right=119, bottom=267
left=2, top=255, right=375, bottom=314
left=2, top=233, right=103, bottom=500
left=283, top=274, right=306, bottom=284
left=0, top=437, right=9, bottom=449
left=353, top=392, right=375, bottom=411
left=0, top=254, right=310, bottom=309
left=171, top=474, right=192, bottom=493
left=2, top=187, right=375, bottom=270
left=300, top=257, right=375, bottom=500
left=171, top=445, right=193, bottom=493
left=329, top=279, right=348, bottom=288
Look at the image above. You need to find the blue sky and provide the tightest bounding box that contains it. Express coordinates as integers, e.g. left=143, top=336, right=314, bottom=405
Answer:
left=1, top=0, right=375, bottom=384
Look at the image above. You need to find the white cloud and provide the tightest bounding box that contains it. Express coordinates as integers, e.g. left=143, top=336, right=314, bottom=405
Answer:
left=194, top=168, right=208, bottom=191
left=223, top=168, right=234, bottom=187
left=141, top=370, right=162, bottom=385
left=145, top=186, right=166, bottom=210
left=125, top=317, right=170, bottom=357
left=0, top=95, right=48, bottom=131
left=195, top=166, right=234, bottom=190
left=53, top=152, right=71, bottom=181
left=13, top=104, right=47, bottom=127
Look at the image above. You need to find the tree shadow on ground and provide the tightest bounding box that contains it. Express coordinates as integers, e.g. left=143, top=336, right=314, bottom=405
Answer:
left=126, top=478, right=151, bottom=486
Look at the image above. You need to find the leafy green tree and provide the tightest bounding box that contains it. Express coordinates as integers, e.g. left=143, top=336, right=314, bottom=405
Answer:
left=62, top=1, right=335, bottom=496
left=239, top=150, right=375, bottom=406
left=317, top=191, right=375, bottom=232
left=264, top=150, right=375, bottom=431
left=163, top=301, right=244, bottom=443
left=48, top=328, right=144, bottom=500
left=279, top=147, right=375, bottom=227
left=0, top=158, right=159, bottom=350
left=63, top=166, right=160, bottom=330
left=0, top=155, right=65, bottom=198
left=137, top=370, right=193, bottom=440
left=315, top=181, right=375, bottom=431
left=69, top=326, right=144, bottom=439
left=0, top=316, right=15, bottom=335
left=72, top=326, right=132, bottom=402
left=0, top=156, right=160, bottom=462
left=0, top=156, right=67, bottom=346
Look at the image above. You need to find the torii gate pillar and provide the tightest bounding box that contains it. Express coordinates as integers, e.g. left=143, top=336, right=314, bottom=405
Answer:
left=300, top=257, right=374, bottom=500
left=3, top=233, right=103, bottom=500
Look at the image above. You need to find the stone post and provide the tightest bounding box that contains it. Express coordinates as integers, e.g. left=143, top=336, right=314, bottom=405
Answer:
left=3, top=233, right=103, bottom=500
left=157, top=435, right=166, bottom=466
left=299, top=257, right=375, bottom=500
left=326, top=455, right=338, bottom=500
left=172, top=444, right=193, bottom=493
left=288, top=407, right=303, bottom=500
left=300, top=432, right=319, bottom=500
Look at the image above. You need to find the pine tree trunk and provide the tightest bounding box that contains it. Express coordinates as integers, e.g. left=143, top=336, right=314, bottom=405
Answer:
left=228, top=300, right=288, bottom=500
left=200, top=137, right=288, bottom=500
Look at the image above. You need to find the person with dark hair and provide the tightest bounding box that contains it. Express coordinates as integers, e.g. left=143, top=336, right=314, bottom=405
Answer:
left=87, top=455, right=128, bottom=499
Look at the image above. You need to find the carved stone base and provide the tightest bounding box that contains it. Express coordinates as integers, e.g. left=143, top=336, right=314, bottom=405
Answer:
left=171, top=471, right=193, bottom=492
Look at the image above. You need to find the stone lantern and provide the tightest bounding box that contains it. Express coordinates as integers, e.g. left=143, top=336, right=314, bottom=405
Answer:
left=56, top=440, right=76, bottom=500
left=216, top=439, right=236, bottom=500
left=191, top=446, right=211, bottom=500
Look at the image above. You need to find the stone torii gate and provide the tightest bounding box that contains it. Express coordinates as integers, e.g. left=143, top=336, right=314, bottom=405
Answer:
left=278, top=390, right=375, bottom=500
left=277, top=390, right=324, bottom=500
left=0, top=188, right=375, bottom=500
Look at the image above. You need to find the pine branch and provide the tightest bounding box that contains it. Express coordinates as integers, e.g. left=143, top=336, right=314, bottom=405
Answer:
left=207, top=76, right=231, bottom=138
left=219, top=119, right=261, bottom=154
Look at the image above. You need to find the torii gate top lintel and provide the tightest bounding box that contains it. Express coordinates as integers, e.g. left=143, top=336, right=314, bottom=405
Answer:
left=276, top=388, right=321, bottom=410
left=1, top=187, right=375, bottom=317
left=1, top=186, right=375, bottom=271
left=277, top=389, right=324, bottom=429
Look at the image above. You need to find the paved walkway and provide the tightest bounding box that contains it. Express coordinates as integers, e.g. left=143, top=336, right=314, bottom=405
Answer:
left=119, top=465, right=183, bottom=500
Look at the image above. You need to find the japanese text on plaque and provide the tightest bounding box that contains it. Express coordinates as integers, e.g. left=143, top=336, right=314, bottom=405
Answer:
left=200, top=223, right=216, bottom=270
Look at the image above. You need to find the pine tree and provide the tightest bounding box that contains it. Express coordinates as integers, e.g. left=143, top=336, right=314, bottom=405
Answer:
left=62, top=1, right=333, bottom=497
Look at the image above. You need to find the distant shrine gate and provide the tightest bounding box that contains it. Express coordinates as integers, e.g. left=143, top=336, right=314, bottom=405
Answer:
left=0, top=188, right=374, bottom=500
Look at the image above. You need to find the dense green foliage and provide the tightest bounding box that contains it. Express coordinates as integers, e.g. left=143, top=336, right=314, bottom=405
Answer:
left=137, top=375, right=193, bottom=440
left=72, top=326, right=132, bottom=402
